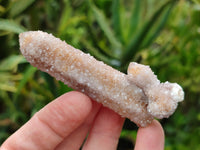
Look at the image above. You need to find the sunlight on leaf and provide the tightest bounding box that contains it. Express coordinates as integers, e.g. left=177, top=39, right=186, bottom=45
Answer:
left=0, top=55, right=26, bottom=72
left=0, top=19, right=26, bottom=34
left=0, top=83, right=17, bottom=92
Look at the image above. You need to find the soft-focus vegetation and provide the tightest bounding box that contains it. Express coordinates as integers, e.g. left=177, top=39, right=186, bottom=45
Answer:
left=0, top=0, right=199, bottom=149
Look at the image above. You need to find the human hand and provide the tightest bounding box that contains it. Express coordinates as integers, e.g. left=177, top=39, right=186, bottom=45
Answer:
left=134, top=120, right=164, bottom=150
left=1, top=91, right=164, bottom=150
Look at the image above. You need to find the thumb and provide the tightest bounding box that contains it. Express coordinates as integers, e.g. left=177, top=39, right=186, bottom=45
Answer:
left=134, top=120, right=165, bottom=150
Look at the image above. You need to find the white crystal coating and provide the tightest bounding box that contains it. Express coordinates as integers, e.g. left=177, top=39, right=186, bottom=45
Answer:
left=128, top=62, right=184, bottom=119
left=170, top=83, right=184, bottom=102
left=19, top=31, right=154, bottom=127
left=19, top=31, right=184, bottom=127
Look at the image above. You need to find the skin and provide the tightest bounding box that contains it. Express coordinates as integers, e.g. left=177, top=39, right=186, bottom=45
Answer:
left=0, top=91, right=164, bottom=150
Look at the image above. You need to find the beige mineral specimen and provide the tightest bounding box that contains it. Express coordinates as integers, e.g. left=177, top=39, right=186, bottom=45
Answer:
left=19, top=31, right=184, bottom=127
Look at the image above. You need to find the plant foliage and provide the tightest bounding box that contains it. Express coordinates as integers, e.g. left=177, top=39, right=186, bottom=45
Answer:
left=0, top=0, right=199, bottom=149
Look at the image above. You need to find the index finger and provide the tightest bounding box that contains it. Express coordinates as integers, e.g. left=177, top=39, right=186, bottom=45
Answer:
left=1, top=91, right=92, bottom=150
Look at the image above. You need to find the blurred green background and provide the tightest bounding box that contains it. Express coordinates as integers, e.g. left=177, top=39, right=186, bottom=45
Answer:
left=0, top=0, right=200, bottom=149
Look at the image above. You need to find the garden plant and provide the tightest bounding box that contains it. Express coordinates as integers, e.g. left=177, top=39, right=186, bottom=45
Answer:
left=0, top=0, right=200, bottom=149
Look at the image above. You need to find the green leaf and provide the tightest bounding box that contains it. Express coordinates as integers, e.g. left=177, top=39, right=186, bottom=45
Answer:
left=0, top=131, right=10, bottom=143
left=0, top=5, right=6, bottom=13
left=81, top=37, right=121, bottom=68
left=0, top=55, right=26, bottom=72
left=128, top=0, right=141, bottom=37
left=0, top=91, right=16, bottom=114
left=120, top=129, right=137, bottom=141
left=86, top=20, right=121, bottom=60
left=13, top=65, right=37, bottom=103
left=89, top=2, right=122, bottom=51
left=0, top=83, right=17, bottom=92
left=56, top=81, right=73, bottom=97
left=112, top=0, right=122, bottom=41
left=122, top=0, right=176, bottom=65
left=81, top=38, right=111, bottom=63
left=58, top=15, right=86, bottom=36
left=0, top=72, right=22, bottom=83
left=29, top=78, right=54, bottom=99
left=141, top=2, right=175, bottom=48
left=41, top=72, right=57, bottom=97
left=57, top=2, right=73, bottom=35
left=0, top=19, right=27, bottom=34
left=192, top=0, right=200, bottom=4
left=9, top=0, right=35, bottom=17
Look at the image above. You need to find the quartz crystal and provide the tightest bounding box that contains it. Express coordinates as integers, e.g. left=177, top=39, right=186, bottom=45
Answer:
left=19, top=31, right=184, bottom=127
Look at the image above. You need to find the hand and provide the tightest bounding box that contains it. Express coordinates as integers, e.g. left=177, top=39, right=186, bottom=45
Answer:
left=1, top=91, right=164, bottom=150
